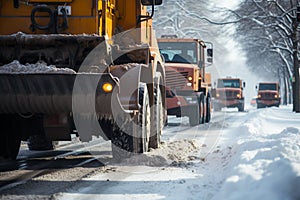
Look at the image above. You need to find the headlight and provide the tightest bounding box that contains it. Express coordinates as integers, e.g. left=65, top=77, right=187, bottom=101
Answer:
left=216, top=93, right=220, bottom=97
left=188, top=76, right=193, bottom=81
left=102, top=83, right=113, bottom=93
left=187, top=82, right=192, bottom=87
left=257, top=94, right=261, bottom=98
left=274, top=94, right=278, bottom=98
left=237, top=94, right=241, bottom=98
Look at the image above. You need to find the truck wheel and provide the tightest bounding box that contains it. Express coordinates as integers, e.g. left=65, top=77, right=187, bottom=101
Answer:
left=189, top=104, right=200, bottom=126
left=238, top=102, right=244, bottom=112
left=200, top=94, right=205, bottom=124
left=149, top=82, right=163, bottom=149
left=111, top=83, right=150, bottom=161
left=27, top=135, right=54, bottom=151
left=0, top=114, right=21, bottom=160
left=27, top=115, right=54, bottom=151
left=206, top=94, right=211, bottom=123
left=189, top=93, right=204, bottom=126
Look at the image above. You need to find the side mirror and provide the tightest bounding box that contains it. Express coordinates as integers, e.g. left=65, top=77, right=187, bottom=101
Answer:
left=207, top=49, right=213, bottom=57
left=243, top=82, right=246, bottom=88
left=207, top=48, right=213, bottom=63
left=139, top=0, right=162, bottom=23
left=141, top=0, right=163, bottom=5
left=255, top=85, right=258, bottom=90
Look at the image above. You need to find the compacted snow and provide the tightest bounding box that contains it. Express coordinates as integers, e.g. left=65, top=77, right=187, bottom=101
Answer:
left=56, top=105, right=300, bottom=200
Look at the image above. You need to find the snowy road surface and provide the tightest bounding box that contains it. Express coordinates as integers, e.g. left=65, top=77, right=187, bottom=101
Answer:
left=54, top=106, right=300, bottom=200
left=1, top=105, right=300, bottom=200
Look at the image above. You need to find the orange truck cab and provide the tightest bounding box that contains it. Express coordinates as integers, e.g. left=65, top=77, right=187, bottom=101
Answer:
left=213, top=78, right=245, bottom=112
left=256, top=82, right=280, bottom=108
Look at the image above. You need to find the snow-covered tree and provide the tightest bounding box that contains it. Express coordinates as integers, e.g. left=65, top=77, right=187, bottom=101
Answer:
left=234, top=0, right=300, bottom=110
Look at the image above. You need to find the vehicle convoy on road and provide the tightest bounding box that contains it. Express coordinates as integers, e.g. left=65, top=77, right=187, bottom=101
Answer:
left=256, top=82, right=281, bottom=108
left=212, top=77, right=245, bottom=112
left=157, top=36, right=213, bottom=126
left=0, top=0, right=166, bottom=160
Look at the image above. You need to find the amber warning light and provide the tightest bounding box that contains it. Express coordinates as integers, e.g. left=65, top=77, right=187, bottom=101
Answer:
left=102, top=83, right=113, bottom=93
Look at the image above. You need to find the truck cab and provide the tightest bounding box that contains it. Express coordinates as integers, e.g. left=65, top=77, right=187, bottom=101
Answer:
left=213, top=78, right=245, bottom=112
left=256, top=82, right=280, bottom=108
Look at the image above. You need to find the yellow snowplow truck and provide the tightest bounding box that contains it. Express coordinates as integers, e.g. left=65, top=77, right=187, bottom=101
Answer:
left=0, top=0, right=166, bottom=160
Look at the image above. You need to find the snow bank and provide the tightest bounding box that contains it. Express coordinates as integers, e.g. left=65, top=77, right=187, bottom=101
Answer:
left=212, top=107, right=300, bottom=200
left=0, top=60, right=76, bottom=74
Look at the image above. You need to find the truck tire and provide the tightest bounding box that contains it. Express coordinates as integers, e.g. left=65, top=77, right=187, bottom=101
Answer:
left=189, top=104, right=200, bottom=126
left=188, top=93, right=204, bottom=126
left=149, top=81, right=163, bottom=149
left=27, top=115, right=54, bottom=151
left=257, top=103, right=263, bottom=109
left=200, top=94, right=205, bottom=124
left=27, top=135, right=54, bottom=151
left=238, top=102, right=244, bottom=112
left=206, top=94, right=211, bottom=123
left=0, top=114, right=21, bottom=160
left=111, top=83, right=150, bottom=162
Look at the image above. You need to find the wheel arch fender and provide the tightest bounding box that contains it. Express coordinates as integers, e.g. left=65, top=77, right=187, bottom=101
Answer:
left=111, top=64, right=144, bottom=111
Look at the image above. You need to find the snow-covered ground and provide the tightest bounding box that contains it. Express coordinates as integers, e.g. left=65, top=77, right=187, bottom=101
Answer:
left=56, top=105, right=300, bottom=200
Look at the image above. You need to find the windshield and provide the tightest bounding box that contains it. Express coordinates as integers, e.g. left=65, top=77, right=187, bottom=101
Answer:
left=158, top=42, right=197, bottom=64
left=259, top=83, right=277, bottom=91
left=217, top=79, right=240, bottom=88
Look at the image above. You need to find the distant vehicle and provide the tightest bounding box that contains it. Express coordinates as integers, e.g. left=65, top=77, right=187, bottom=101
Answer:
left=212, top=78, right=245, bottom=112
left=250, top=97, right=257, bottom=107
left=256, top=82, right=280, bottom=108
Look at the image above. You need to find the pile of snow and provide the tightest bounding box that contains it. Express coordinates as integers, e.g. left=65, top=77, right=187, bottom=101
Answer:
left=0, top=60, right=76, bottom=74
left=112, top=139, right=201, bottom=167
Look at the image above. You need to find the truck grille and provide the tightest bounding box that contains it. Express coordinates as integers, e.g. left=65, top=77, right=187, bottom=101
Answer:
left=166, top=70, right=188, bottom=89
left=225, top=90, right=238, bottom=99
left=260, top=93, right=275, bottom=99
left=217, top=90, right=238, bottom=99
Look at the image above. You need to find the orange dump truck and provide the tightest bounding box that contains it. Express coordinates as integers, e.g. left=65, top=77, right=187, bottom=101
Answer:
left=0, top=0, right=165, bottom=160
left=213, top=78, right=245, bottom=112
left=256, top=82, right=280, bottom=108
left=157, top=36, right=213, bottom=126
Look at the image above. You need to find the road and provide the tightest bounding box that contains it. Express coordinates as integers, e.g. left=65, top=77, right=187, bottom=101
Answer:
left=0, top=107, right=252, bottom=200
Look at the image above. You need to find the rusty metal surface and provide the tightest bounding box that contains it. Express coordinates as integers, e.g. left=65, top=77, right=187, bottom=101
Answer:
left=0, top=73, right=116, bottom=114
